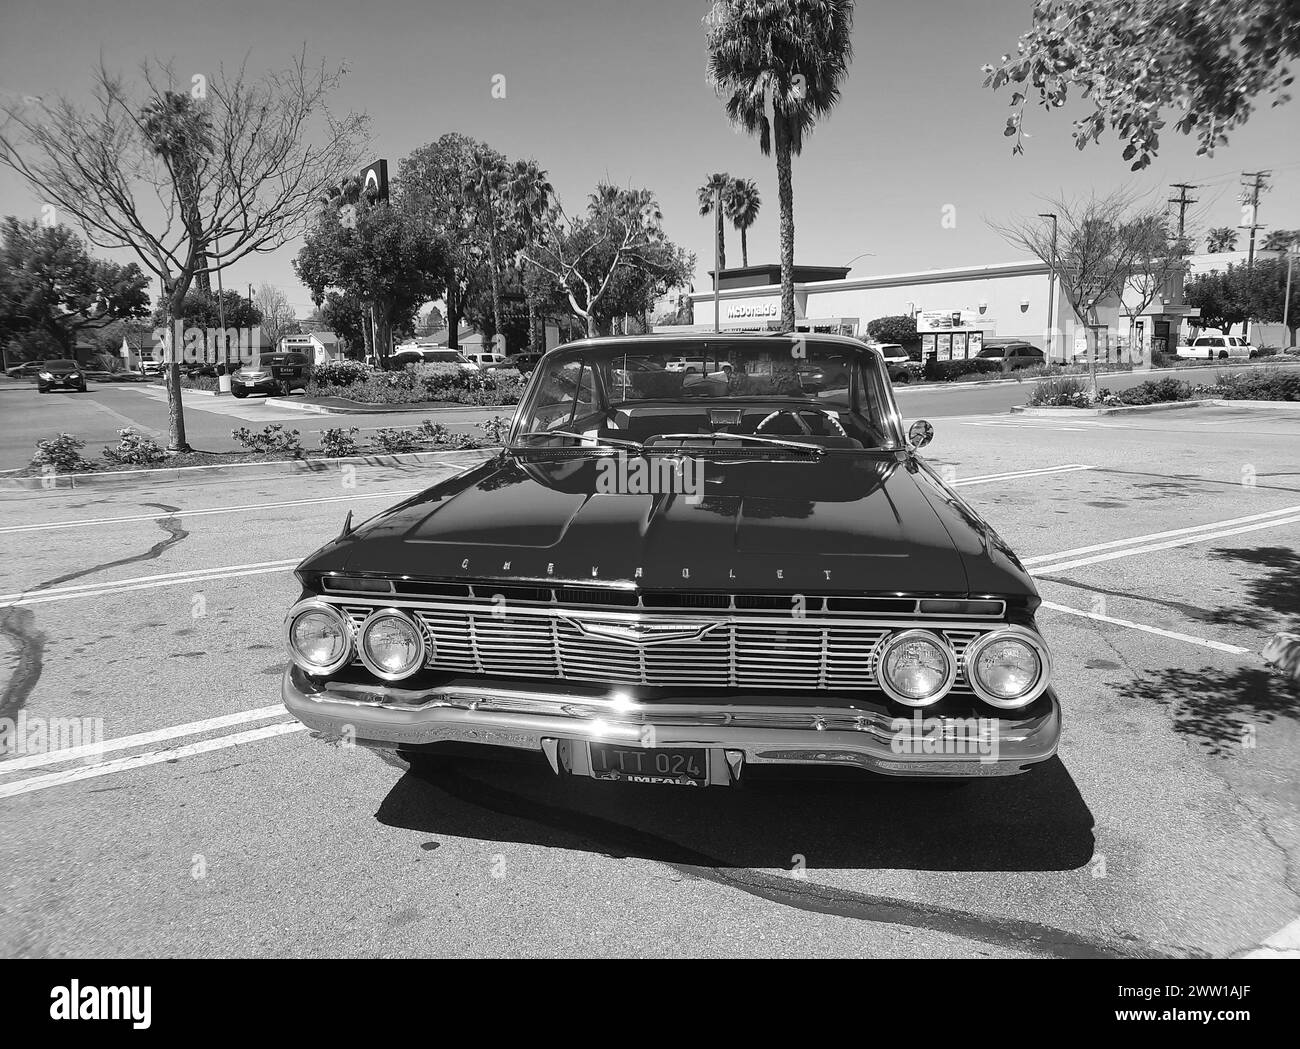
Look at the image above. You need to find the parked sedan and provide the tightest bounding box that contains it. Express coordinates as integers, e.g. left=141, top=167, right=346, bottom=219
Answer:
left=36, top=360, right=88, bottom=393
left=389, top=349, right=479, bottom=373
left=5, top=361, right=44, bottom=379
left=282, top=334, right=1060, bottom=788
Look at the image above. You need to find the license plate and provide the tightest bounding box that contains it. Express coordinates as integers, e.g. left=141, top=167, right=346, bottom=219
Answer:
left=587, top=743, right=709, bottom=786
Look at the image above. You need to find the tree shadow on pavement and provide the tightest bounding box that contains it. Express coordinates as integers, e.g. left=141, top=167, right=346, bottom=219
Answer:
left=1205, top=545, right=1300, bottom=632
left=1116, top=665, right=1300, bottom=757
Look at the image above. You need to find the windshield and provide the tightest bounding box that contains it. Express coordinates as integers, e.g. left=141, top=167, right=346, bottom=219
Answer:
left=514, top=338, right=900, bottom=453
left=43, top=360, right=77, bottom=372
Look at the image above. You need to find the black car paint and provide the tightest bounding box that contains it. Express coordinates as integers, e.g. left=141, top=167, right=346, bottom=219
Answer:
left=295, top=336, right=1040, bottom=612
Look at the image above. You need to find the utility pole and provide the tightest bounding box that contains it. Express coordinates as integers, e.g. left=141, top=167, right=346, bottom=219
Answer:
left=1240, top=171, right=1270, bottom=342
left=1240, top=170, right=1270, bottom=270
left=1284, top=247, right=1296, bottom=349
left=1168, top=183, right=1197, bottom=238
left=1038, top=212, right=1058, bottom=360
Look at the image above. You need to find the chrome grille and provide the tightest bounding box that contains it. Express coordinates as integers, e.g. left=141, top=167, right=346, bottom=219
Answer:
left=339, top=601, right=983, bottom=694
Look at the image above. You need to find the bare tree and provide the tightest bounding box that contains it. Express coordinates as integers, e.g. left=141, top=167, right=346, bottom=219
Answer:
left=0, top=51, right=367, bottom=450
left=253, top=282, right=297, bottom=349
left=994, top=191, right=1168, bottom=393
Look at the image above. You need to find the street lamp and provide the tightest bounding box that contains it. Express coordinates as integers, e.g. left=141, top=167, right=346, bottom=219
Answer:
left=1038, top=213, right=1058, bottom=360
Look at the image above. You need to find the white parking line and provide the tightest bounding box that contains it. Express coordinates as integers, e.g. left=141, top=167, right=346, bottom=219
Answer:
left=1031, top=513, right=1300, bottom=575
left=0, top=559, right=300, bottom=609
left=0, top=491, right=419, bottom=536
left=0, top=722, right=306, bottom=799
left=953, top=464, right=1091, bottom=485
left=0, top=705, right=287, bottom=775
left=1039, top=601, right=1251, bottom=655
left=1021, top=504, right=1300, bottom=566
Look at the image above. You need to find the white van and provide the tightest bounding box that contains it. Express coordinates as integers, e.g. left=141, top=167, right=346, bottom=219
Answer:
left=464, top=351, right=509, bottom=370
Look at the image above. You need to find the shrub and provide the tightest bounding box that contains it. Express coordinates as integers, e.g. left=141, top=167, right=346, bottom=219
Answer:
left=318, top=427, right=360, bottom=457
left=866, top=314, right=918, bottom=346
left=102, top=427, right=165, bottom=465
left=1028, top=377, right=1091, bottom=407
left=31, top=433, right=95, bottom=473
left=479, top=416, right=511, bottom=444
left=371, top=427, right=421, bottom=453
left=1208, top=368, right=1300, bottom=401
left=923, top=358, right=1004, bottom=382
left=231, top=424, right=303, bottom=455
left=1116, top=377, right=1194, bottom=405
left=313, top=359, right=372, bottom=386
left=178, top=374, right=219, bottom=392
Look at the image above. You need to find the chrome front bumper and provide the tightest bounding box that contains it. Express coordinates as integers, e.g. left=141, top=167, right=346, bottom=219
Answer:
left=281, top=667, right=1061, bottom=779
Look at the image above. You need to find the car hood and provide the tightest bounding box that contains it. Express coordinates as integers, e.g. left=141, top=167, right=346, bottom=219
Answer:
left=299, top=452, right=1038, bottom=600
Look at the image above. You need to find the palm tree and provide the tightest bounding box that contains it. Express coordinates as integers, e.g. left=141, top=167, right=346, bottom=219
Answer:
left=724, top=177, right=761, bottom=267
left=705, top=0, right=855, bottom=330
left=506, top=159, right=554, bottom=352
left=1262, top=229, right=1300, bottom=252
left=141, top=91, right=214, bottom=295
left=1207, top=226, right=1238, bottom=253
left=464, top=149, right=509, bottom=339
left=697, top=172, right=731, bottom=272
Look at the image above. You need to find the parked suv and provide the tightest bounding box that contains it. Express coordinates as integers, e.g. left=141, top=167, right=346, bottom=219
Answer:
left=231, top=353, right=311, bottom=398
left=37, top=359, right=88, bottom=393
left=978, top=341, right=1045, bottom=370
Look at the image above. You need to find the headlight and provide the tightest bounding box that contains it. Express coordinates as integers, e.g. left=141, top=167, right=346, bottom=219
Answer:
left=877, top=629, right=956, bottom=707
left=284, top=600, right=352, bottom=675
left=358, top=609, right=426, bottom=681
left=38, top=372, right=52, bottom=379
left=964, top=627, right=1051, bottom=709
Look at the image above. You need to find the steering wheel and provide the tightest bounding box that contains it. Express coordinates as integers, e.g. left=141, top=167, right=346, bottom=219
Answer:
left=754, top=409, right=847, bottom=438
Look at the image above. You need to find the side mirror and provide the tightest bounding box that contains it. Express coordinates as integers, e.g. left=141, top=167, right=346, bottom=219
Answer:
left=908, top=419, right=934, bottom=449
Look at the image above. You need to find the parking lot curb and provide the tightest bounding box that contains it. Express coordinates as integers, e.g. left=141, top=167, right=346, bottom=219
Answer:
left=1012, top=399, right=1300, bottom=417
left=262, top=397, right=511, bottom=416
left=1263, top=633, right=1300, bottom=680
left=0, top=448, right=497, bottom=490
left=143, top=384, right=512, bottom=415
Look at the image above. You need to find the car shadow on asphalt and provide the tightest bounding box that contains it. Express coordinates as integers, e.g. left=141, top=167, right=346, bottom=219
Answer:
left=372, top=753, right=1095, bottom=872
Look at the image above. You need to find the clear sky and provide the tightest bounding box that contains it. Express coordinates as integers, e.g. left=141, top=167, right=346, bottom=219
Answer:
left=2, top=0, right=1297, bottom=317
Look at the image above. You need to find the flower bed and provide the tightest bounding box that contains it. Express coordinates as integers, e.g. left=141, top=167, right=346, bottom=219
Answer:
left=305, top=362, right=527, bottom=406
left=19, top=417, right=513, bottom=476
left=1028, top=368, right=1300, bottom=408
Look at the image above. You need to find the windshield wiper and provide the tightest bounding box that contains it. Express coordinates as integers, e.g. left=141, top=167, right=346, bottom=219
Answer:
left=650, top=432, right=825, bottom=455
left=511, top=430, right=644, bottom=452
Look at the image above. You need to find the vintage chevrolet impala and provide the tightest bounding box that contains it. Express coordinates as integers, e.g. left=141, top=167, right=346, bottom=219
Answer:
left=281, top=334, right=1059, bottom=787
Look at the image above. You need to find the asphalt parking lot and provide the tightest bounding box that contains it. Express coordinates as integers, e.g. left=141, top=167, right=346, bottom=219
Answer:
left=1, top=401, right=1297, bottom=958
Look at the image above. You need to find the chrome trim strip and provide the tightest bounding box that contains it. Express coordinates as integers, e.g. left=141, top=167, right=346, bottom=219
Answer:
left=282, top=668, right=1061, bottom=778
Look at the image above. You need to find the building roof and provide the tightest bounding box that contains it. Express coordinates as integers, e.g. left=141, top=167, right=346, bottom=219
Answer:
left=309, top=330, right=340, bottom=345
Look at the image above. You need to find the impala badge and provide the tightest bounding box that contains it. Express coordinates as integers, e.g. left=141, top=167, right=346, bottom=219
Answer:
left=561, top=617, right=720, bottom=646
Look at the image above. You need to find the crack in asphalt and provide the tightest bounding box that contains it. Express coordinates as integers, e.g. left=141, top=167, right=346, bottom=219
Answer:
left=34, top=502, right=189, bottom=592
left=0, top=504, right=188, bottom=726
left=417, top=764, right=1198, bottom=960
